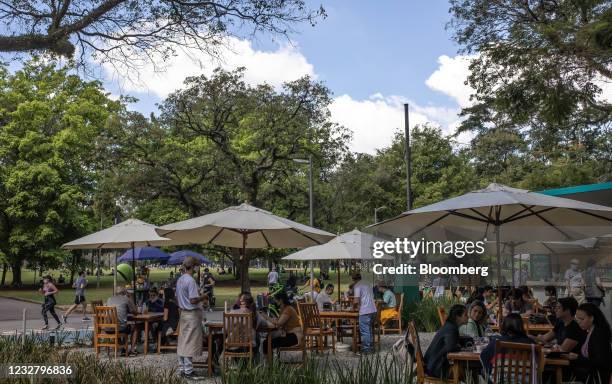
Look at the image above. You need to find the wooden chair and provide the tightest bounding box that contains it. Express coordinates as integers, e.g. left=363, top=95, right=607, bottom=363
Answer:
left=222, top=312, right=254, bottom=370
left=156, top=323, right=180, bottom=354
left=90, top=299, right=103, bottom=314
left=277, top=304, right=307, bottom=366
left=93, top=306, right=129, bottom=358
left=491, top=341, right=544, bottom=384
left=298, top=302, right=335, bottom=354
left=407, top=321, right=452, bottom=384
left=437, top=307, right=446, bottom=326
left=382, top=293, right=404, bottom=334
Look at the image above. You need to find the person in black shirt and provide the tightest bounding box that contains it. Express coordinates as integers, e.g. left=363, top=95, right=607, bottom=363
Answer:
left=424, top=304, right=468, bottom=379
left=533, top=297, right=585, bottom=354
left=480, top=313, right=534, bottom=376
left=570, top=303, right=612, bottom=383
left=158, top=287, right=180, bottom=347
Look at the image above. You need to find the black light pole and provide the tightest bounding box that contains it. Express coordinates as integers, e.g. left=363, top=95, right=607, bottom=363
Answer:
left=404, top=103, right=412, bottom=210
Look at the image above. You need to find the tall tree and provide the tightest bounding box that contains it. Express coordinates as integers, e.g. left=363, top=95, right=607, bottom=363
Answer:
left=0, top=59, right=121, bottom=285
left=0, top=1, right=324, bottom=70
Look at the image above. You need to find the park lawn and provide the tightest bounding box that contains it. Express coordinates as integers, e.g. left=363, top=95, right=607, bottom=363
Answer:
left=1, top=267, right=354, bottom=306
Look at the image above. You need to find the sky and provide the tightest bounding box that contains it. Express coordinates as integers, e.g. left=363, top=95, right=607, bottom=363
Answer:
left=14, top=1, right=479, bottom=154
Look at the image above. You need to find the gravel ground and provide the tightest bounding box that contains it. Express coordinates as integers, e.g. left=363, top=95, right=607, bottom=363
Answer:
left=71, top=333, right=436, bottom=383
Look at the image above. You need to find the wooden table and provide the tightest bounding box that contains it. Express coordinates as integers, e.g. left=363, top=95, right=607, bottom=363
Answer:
left=319, top=311, right=359, bottom=352
left=490, top=323, right=554, bottom=334
left=205, top=322, right=223, bottom=377
left=130, top=312, right=163, bottom=355
left=447, top=350, right=569, bottom=384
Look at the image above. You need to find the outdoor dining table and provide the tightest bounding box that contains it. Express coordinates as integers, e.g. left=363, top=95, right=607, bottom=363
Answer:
left=490, top=323, right=554, bottom=334
left=129, top=312, right=164, bottom=355
left=319, top=311, right=359, bottom=352
left=447, top=350, right=569, bottom=384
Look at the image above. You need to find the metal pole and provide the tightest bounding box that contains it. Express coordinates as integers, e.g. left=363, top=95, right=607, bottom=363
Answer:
left=308, top=155, right=314, bottom=295
left=404, top=103, right=412, bottom=210
left=132, top=242, right=137, bottom=305
left=22, top=308, right=26, bottom=345
left=496, top=222, right=503, bottom=321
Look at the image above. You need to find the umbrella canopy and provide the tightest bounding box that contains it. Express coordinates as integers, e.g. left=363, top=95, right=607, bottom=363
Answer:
left=283, top=229, right=393, bottom=261
left=118, top=247, right=170, bottom=263
left=167, top=250, right=211, bottom=266
left=62, top=218, right=178, bottom=303
left=156, top=203, right=335, bottom=248
left=157, top=203, right=335, bottom=291
left=62, top=219, right=178, bottom=249
left=369, top=183, right=612, bottom=317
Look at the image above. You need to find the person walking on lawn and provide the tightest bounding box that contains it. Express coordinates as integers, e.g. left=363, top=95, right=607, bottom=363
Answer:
left=176, top=256, right=208, bottom=379
left=63, top=271, right=89, bottom=323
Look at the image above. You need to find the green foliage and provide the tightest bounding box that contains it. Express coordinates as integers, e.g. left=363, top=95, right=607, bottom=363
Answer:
left=405, top=296, right=462, bottom=332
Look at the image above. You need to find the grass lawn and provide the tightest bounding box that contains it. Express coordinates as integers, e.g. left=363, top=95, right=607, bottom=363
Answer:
left=0, top=267, right=354, bottom=306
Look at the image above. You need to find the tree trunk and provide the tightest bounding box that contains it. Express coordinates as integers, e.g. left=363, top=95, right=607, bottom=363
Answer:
left=1, top=263, right=7, bottom=286
left=239, top=249, right=251, bottom=292
left=10, top=259, right=22, bottom=287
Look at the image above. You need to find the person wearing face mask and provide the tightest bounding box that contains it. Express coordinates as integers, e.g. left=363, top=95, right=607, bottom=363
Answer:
left=460, top=300, right=486, bottom=338
left=424, top=304, right=469, bottom=379
left=564, top=259, right=585, bottom=304
left=568, top=303, right=612, bottom=383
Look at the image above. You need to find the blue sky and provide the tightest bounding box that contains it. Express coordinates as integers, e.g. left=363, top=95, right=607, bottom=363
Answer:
left=5, top=1, right=476, bottom=153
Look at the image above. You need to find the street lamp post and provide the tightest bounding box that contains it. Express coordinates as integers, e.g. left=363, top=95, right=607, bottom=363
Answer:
left=374, top=206, right=387, bottom=224
left=293, top=156, right=314, bottom=294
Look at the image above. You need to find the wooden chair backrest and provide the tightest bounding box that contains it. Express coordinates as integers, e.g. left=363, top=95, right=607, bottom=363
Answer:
left=94, top=306, right=119, bottom=332
left=395, top=293, right=404, bottom=312
left=298, top=302, right=322, bottom=330
left=491, top=341, right=543, bottom=384
left=223, top=312, right=253, bottom=349
left=91, top=299, right=103, bottom=309
left=407, top=321, right=426, bottom=381
left=437, top=306, right=446, bottom=326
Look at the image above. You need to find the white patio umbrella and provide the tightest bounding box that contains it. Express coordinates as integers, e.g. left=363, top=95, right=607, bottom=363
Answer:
left=369, top=183, right=612, bottom=317
left=62, top=218, right=178, bottom=301
left=283, top=229, right=393, bottom=299
left=156, top=203, right=335, bottom=291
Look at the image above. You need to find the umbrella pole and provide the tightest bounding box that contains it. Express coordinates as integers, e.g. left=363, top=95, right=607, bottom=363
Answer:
left=496, top=224, right=503, bottom=322
left=337, top=260, right=341, bottom=301
left=242, top=232, right=247, bottom=293
left=113, top=251, right=117, bottom=295
left=310, top=261, right=314, bottom=297
left=132, top=242, right=137, bottom=305
left=510, top=243, right=515, bottom=288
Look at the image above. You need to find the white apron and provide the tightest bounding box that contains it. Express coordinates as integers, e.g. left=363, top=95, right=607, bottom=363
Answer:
left=177, top=308, right=203, bottom=357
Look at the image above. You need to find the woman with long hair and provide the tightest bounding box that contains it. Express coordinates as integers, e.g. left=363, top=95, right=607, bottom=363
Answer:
left=39, top=275, right=63, bottom=330
left=460, top=300, right=487, bottom=338
left=569, top=303, right=612, bottom=383
left=259, top=292, right=302, bottom=355
left=424, top=304, right=468, bottom=378
left=479, top=313, right=534, bottom=375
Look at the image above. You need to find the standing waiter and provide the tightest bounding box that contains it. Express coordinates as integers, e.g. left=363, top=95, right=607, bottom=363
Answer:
left=176, top=256, right=208, bottom=379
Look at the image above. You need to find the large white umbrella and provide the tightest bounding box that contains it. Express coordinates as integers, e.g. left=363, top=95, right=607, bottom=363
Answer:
left=62, top=218, right=177, bottom=301
left=156, top=203, right=335, bottom=291
left=283, top=229, right=393, bottom=300
left=369, top=183, right=612, bottom=317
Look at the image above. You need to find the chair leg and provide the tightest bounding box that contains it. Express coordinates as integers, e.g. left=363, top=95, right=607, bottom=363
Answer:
left=157, top=331, right=161, bottom=354
left=114, top=337, right=118, bottom=359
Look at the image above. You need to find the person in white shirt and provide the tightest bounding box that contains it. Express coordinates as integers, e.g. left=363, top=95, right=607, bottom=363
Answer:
left=352, top=272, right=377, bottom=353
left=267, top=267, right=279, bottom=287
left=175, top=256, right=208, bottom=379
left=565, top=259, right=586, bottom=304
left=315, top=284, right=335, bottom=311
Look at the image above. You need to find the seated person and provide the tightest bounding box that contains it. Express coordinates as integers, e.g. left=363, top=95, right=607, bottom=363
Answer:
left=480, top=313, right=534, bottom=376
left=533, top=297, right=585, bottom=353
left=106, top=287, right=139, bottom=356
left=315, top=284, right=335, bottom=311
left=259, top=292, right=302, bottom=355
left=519, top=285, right=539, bottom=312
left=158, top=287, right=180, bottom=346
left=146, top=289, right=164, bottom=313
left=568, top=303, right=612, bottom=383
left=228, top=293, right=258, bottom=352
left=378, top=283, right=399, bottom=326
left=424, top=304, right=468, bottom=379
left=502, top=288, right=531, bottom=316
left=302, top=276, right=321, bottom=294
left=543, top=285, right=558, bottom=309
left=459, top=300, right=486, bottom=338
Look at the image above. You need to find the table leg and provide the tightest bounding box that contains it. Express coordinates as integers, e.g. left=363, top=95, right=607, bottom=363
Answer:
left=451, top=363, right=459, bottom=384
left=267, top=332, right=272, bottom=363
left=208, top=332, right=213, bottom=377
left=353, top=320, right=358, bottom=353
left=144, top=321, right=149, bottom=355
left=555, top=366, right=562, bottom=384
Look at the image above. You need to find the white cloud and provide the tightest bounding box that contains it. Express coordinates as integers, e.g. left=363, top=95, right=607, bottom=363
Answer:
left=425, top=55, right=476, bottom=108
left=329, top=94, right=464, bottom=154
left=100, top=37, right=316, bottom=98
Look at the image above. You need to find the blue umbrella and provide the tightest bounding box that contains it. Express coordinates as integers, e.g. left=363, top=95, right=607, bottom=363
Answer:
left=118, top=247, right=170, bottom=263
left=167, top=250, right=211, bottom=266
